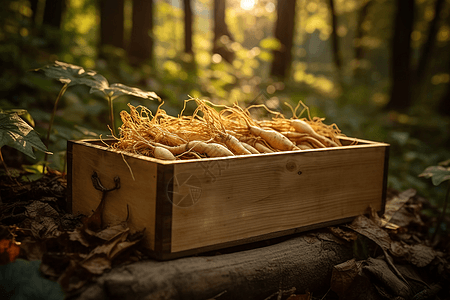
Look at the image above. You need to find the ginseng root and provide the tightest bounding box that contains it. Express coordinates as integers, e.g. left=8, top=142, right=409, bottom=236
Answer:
left=156, top=141, right=234, bottom=158
left=249, top=126, right=299, bottom=151
left=290, top=119, right=339, bottom=147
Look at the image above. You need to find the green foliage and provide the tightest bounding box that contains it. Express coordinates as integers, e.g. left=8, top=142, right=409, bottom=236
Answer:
left=0, top=111, right=50, bottom=159
left=419, top=160, right=450, bottom=186
left=0, top=259, right=64, bottom=300
left=36, top=61, right=108, bottom=88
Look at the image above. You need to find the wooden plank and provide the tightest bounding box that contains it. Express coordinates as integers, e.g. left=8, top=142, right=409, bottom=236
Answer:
left=70, top=141, right=158, bottom=250
left=171, top=144, right=387, bottom=252
left=154, top=164, right=174, bottom=259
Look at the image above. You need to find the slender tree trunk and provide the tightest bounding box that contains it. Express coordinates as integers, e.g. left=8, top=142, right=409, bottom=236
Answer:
left=438, top=48, right=450, bottom=116
left=353, top=0, right=373, bottom=78
left=184, top=0, right=193, bottom=54
left=42, top=0, right=65, bottom=28
left=438, top=84, right=450, bottom=116
left=270, top=0, right=296, bottom=79
left=327, top=0, right=342, bottom=75
left=42, top=0, right=66, bottom=52
left=213, top=0, right=235, bottom=63
left=99, top=0, right=125, bottom=56
left=29, top=0, right=39, bottom=25
left=416, top=0, right=445, bottom=84
left=128, top=0, right=154, bottom=65
left=386, top=0, right=415, bottom=111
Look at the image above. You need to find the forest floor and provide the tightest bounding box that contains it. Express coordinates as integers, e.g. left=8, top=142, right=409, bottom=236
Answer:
left=0, top=170, right=449, bottom=300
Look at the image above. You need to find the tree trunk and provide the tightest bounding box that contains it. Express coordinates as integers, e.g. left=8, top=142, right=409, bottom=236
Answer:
left=99, top=0, right=125, bottom=56
left=327, top=0, right=342, bottom=75
left=213, top=0, right=235, bottom=64
left=29, top=0, right=39, bottom=25
left=184, top=0, right=193, bottom=54
left=42, top=0, right=66, bottom=52
left=416, top=0, right=445, bottom=84
left=438, top=54, right=450, bottom=116
left=353, top=0, right=373, bottom=78
left=270, top=0, right=296, bottom=79
left=42, top=0, right=65, bottom=28
left=386, top=0, right=415, bottom=111
left=73, top=232, right=353, bottom=300
left=128, top=0, right=154, bottom=65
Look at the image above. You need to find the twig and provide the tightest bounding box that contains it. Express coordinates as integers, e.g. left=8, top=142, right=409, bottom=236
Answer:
left=44, top=83, right=69, bottom=173
left=320, top=288, right=331, bottom=300
left=206, top=290, right=227, bottom=300
left=432, top=180, right=450, bottom=243
left=0, top=148, right=11, bottom=178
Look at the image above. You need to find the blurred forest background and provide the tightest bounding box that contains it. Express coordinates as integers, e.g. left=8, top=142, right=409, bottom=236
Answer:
left=1, top=0, right=450, bottom=207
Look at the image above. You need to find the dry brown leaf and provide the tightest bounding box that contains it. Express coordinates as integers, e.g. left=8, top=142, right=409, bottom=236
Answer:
left=0, top=238, right=20, bottom=264
left=68, top=229, right=90, bottom=247
left=329, top=227, right=358, bottom=242
left=382, top=189, right=416, bottom=226
left=286, top=292, right=311, bottom=300
left=80, top=254, right=112, bottom=275
left=92, top=223, right=128, bottom=241
left=330, top=258, right=362, bottom=296
left=408, top=244, right=436, bottom=267
left=389, top=240, right=410, bottom=258
left=348, top=215, right=392, bottom=251
left=19, top=237, right=46, bottom=261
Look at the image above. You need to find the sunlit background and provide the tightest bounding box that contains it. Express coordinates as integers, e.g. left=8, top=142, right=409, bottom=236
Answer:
left=2, top=0, right=450, bottom=196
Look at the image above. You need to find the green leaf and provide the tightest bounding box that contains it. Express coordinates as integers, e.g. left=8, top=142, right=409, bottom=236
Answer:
left=0, top=109, right=35, bottom=127
left=0, top=112, right=52, bottom=159
left=419, top=165, right=450, bottom=186
left=90, top=83, right=161, bottom=101
left=0, top=259, right=64, bottom=300
left=35, top=61, right=108, bottom=89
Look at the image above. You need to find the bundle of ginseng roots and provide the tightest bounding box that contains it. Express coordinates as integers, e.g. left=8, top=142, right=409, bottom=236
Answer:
left=112, top=98, right=345, bottom=160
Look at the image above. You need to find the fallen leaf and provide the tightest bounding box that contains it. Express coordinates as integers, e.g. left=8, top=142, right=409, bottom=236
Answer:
left=381, top=189, right=416, bottom=227
left=90, top=223, right=128, bottom=241
left=389, top=241, right=410, bottom=258
left=0, top=239, right=20, bottom=264
left=389, top=202, right=424, bottom=228
left=20, top=237, right=46, bottom=261
left=408, top=244, right=436, bottom=267
left=331, top=259, right=362, bottom=296
left=286, top=292, right=311, bottom=300
left=68, top=230, right=90, bottom=247
left=348, top=215, right=392, bottom=251
left=329, top=227, right=358, bottom=242
left=80, top=254, right=111, bottom=275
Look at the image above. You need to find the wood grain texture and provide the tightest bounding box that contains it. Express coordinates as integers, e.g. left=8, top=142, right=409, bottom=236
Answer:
left=69, top=138, right=388, bottom=258
left=70, top=140, right=158, bottom=250
left=73, top=232, right=354, bottom=300
left=154, top=164, right=174, bottom=259
left=171, top=142, right=388, bottom=252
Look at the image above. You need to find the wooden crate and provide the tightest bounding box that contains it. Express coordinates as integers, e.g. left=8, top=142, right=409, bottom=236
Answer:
left=67, top=137, right=389, bottom=260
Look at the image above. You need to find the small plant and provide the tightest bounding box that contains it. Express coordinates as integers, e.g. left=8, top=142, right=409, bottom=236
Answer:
left=419, top=159, right=450, bottom=242
left=0, top=109, right=51, bottom=177
left=35, top=61, right=160, bottom=169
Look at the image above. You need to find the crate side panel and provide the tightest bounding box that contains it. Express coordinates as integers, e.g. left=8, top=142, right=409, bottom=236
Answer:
left=171, top=146, right=387, bottom=252
left=71, top=142, right=158, bottom=250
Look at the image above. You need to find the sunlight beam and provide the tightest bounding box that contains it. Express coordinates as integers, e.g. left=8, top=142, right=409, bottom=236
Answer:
left=240, top=0, right=256, bottom=10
